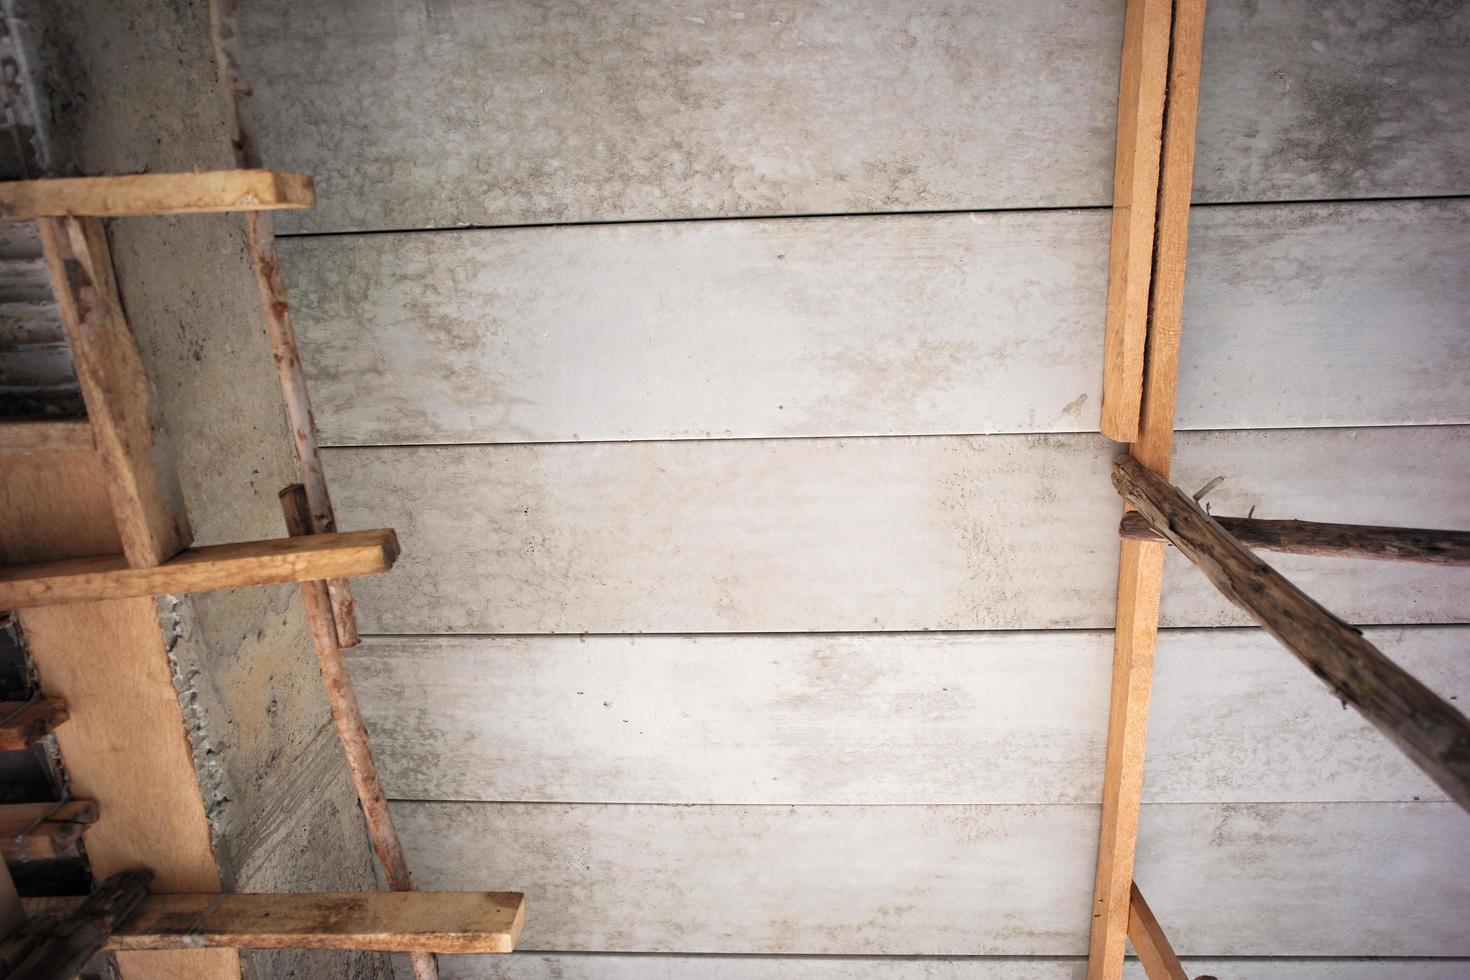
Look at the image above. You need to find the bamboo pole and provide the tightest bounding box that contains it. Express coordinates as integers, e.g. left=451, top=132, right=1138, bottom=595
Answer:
left=280, top=486, right=438, bottom=979
left=1113, top=454, right=1470, bottom=811
left=1119, top=511, right=1470, bottom=565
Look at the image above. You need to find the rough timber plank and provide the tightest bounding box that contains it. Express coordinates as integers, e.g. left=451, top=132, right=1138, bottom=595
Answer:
left=0, top=419, right=93, bottom=453
left=1098, top=0, right=1171, bottom=442
left=244, top=1, right=1470, bottom=233
left=96, top=891, right=524, bottom=953
left=0, top=447, right=237, bottom=980
left=0, top=699, right=69, bottom=749
left=349, top=627, right=1464, bottom=806
left=37, top=215, right=190, bottom=567
left=325, top=427, right=1470, bottom=635
left=390, top=802, right=1470, bottom=955
left=1090, top=0, right=1205, bottom=975
left=0, top=171, right=314, bottom=219
left=404, top=955, right=1470, bottom=980
left=0, top=528, right=399, bottom=609
left=1126, top=884, right=1186, bottom=980
left=285, top=199, right=1470, bottom=446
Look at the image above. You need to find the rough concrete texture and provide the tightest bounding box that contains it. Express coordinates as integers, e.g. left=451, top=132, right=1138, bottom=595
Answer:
left=7, top=0, right=390, bottom=976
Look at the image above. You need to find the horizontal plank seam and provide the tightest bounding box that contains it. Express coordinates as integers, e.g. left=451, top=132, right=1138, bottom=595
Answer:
left=317, top=420, right=1470, bottom=452
left=275, top=191, right=1470, bottom=240
left=383, top=799, right=1462, bottom=808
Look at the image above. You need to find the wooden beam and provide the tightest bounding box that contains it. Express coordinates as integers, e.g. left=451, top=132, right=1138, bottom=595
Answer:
left=1098, top=0, right=1173, bottom=442
left=1089, top=3, right=1207, bottom=980
left=0, top=699, right=69, bottom=750
left=206, top=0, right=361, bottom=650
left=37, top=215, right=191, bottom=567
left=1119, top=512, right=1470, bottom=565
left=0, top=801, right=97, bottom=862
left=1114, top=453, right=1470, bottom=810
left=0, top=170, right=314, bottom=220
left=0, top=420, right=94, bottom=454
left=0, top=528, right=398, bottom=610
left=31, top=890, right=525, bottom=955
left=1127, top=882, right=1187, bottom=980
left=8, top=871, right=150, bottom=980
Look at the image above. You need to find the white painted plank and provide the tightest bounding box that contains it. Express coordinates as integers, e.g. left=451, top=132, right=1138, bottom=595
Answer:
left=1134, top=804, right=1470, bottom=956
left=286, top=210, right=1108, bottom=445
left=392, top=802, right=1470, bottom=955
left=326, top=427, right=1470, bottom=634
left=286, top=200, right=1470, bottom=446
left=352, top=627, right=1463, bottom=806
left=246, top=1, right=1122, bottom=233
left=396, top=954, right=1470, bottom=980
left=245, top=2, right=1470, bottom=232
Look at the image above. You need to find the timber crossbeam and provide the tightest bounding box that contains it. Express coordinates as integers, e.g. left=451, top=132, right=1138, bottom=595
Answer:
left=0, top=170, right=314, bottom=220
left=1113, top=454, right=1470, bottom=811
left=1119, top=511, right=1470, bottom=565
left=0, top=530, right=398, bottom=610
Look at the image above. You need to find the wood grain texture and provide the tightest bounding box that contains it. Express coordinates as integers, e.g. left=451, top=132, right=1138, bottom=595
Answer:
left=0, top=528, right=398, bottom=609
left=399, top=955, right=1470, bottom=980
left=97, top=891, right=524, bottom=953
left=389, top=802, right=1470, bottom=955
left=1098, top=0, right=1171, bottom=441
left=0, top=420, right=93, bottom=453
left=1091, top=1, right=1206, bottom=973
left=243, top=1, right=1470, bottom=232
left=1121, top=512, right=1470, bottom=565
left=285, top=200, right=1470, bottom=446
left=37, top=215, right=190, bottom=567
left=1127, top=884, right=1186, bottom=980
left=348, top=627, right=1464, bottom=806
left=325, top=427, right=1470, bottom=635
left=0, top=699, right=68, bottom=749
left=1115, top=455, right=1470, bottom=810
left=0, top=170, right=314, bottom=219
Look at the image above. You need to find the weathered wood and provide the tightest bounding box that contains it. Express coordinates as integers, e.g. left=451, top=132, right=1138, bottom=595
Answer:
left=26, top=890, right=524, bottom=954
left=280, top=484, right=432, bottom=946
left=1098, top=0, right=1171, bottom=441
left=0, top=420, right=93, bottom=454
left=328, top=426, right=1470, bottom=634
left=0, top=699, right=69, bottom=750
left=8, top=870, right=150, bottom=980
left=1114, top=453, right=1470, bottom=811
left=0, top=528, right=399, bottom=610
left=1090, top=2, right=1206, bottom=977
left=0, top=801, right=98, bottom=861
left=1127, top=883, right=1186, bottom=980
left=391, top=801, right=1470, bottom=955
left=1121, top=512, right=1470, bottom=566
left=349, top=627, right=1463, bottom=806
left=0, top=171, right=314, bottom=219
left=36, top=215, right=190, bottom=567
left=125, top=890, right=520, bottom=954
left=206, top=0, right=360, bottom=649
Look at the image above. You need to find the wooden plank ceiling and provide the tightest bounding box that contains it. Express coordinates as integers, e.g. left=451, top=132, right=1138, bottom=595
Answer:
left=239, top=1, right=1470, bottom=977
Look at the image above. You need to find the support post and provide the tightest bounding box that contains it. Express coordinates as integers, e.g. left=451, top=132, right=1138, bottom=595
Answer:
left=1113, top=454, right=1470, bottom=811
left=280, top=485, right=438, bottom=980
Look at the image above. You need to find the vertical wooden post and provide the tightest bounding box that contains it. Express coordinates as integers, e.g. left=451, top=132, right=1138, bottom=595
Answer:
left=1088, top=2, right=1207, bottom=979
